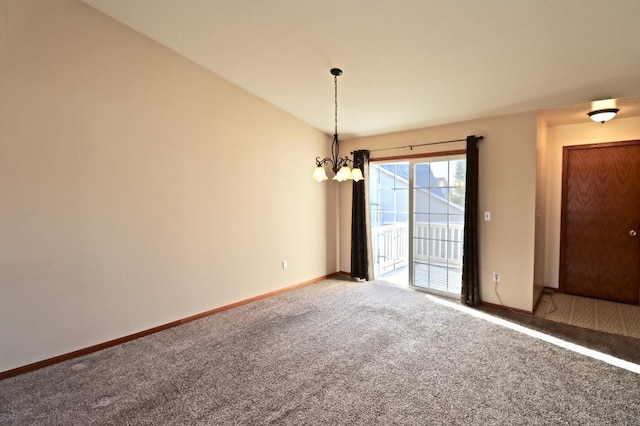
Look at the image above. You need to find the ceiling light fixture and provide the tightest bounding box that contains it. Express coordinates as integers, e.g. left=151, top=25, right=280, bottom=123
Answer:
left=588, top=108, right=619, bottom=123
left=313, top=68, right=363, bottom=183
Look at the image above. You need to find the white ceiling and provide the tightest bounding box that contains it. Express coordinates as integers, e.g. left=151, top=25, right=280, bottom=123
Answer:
left=82, top=0, right=640, bottom=137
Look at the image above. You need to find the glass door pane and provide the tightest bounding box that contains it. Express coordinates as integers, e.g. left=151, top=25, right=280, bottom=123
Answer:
left=369, top=162, right=409, bottom=287
left=411, top=157, right=466, bottom=295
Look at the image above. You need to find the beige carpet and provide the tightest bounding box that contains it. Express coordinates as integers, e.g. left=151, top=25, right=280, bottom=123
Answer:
left=2, top=279, right=640, bottom=426
left=535, top=293, right=640, bottom=339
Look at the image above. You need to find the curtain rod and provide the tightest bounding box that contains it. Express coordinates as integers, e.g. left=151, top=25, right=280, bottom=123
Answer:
left=368, top=135, right=484, bottom=153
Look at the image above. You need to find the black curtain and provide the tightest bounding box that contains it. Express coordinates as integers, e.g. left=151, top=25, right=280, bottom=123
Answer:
left=461, top=135, right=481, bottom=305
left=351, top=150, right=372, bottom=280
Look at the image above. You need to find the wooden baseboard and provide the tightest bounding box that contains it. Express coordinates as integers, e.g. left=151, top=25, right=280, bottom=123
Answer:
left=177, top=274, right=335, bottom=324
left=0, top=273, right=338, bottom=381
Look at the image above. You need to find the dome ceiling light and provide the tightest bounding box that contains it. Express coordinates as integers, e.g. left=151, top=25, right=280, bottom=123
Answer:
left=588, top=108, right=619, bottom=123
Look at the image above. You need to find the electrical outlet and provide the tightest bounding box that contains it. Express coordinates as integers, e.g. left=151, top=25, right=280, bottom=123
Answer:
left=493, top=272, right=501, bottom=282
left=282, top=261, right=288, bottom=270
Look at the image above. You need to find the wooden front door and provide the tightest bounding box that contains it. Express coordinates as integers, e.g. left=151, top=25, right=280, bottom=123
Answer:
left=560, top=140, right=640, bottom=304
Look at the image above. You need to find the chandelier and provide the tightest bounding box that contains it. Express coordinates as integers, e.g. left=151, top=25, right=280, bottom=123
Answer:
left=312, top=68, right=364, bottom=183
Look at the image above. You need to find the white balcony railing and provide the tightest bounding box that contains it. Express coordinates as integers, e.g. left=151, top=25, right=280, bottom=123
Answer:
left=371, top=222, right=463, bottom=276
left=371, top=223, right=409, bottom=274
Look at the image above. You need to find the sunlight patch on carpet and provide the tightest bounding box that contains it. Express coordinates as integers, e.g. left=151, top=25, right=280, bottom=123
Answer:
left=425, top=295, right=640, bottom=375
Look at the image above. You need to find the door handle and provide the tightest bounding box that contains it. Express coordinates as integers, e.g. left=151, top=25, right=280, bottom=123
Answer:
left=631, top=230, right=638, bottom=237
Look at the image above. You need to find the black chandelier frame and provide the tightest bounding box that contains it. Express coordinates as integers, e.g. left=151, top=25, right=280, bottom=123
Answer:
left=315, top=68, right=359, bottom=175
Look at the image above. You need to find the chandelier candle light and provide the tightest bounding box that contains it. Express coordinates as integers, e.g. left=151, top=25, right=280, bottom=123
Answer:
left=313, top=68, right=364, bottom=183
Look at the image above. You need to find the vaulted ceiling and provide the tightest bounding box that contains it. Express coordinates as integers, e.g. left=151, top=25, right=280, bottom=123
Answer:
left=83, top=0, right=640, bottom=137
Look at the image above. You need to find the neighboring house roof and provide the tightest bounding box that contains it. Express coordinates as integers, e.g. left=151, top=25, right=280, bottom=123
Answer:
left=379, top=163, right=448, bottom=199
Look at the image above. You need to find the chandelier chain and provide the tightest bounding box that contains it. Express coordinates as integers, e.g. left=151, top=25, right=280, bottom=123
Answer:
left=334, top=74, right=338, bottom=137
left=331, top=73, right=341, bottom=170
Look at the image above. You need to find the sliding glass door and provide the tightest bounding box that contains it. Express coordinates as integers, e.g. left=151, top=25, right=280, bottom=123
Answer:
left=370, top=155, right=466, bottom=296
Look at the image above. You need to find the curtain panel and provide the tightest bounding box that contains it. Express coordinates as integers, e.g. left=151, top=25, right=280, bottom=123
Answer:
left=351, top=150, right=373, bottom=281
left=461, top=135, right=481, bottom=305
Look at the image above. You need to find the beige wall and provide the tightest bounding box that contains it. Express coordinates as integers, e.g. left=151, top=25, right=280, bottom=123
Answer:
left=340, top=112, right=539, bottom=312
left=0, top=0, right=337, bottom=372
left=544, top=116, right=640, bottom=288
